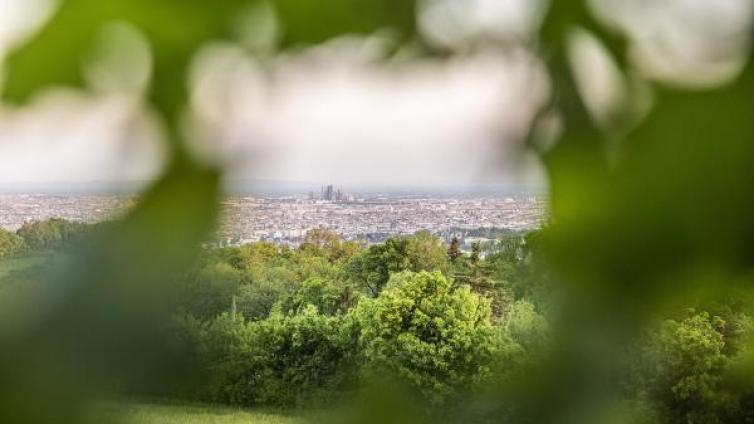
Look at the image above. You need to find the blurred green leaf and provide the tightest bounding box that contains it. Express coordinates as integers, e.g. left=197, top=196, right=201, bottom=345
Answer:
left=2, top=0, right=417, bottom=122
left=0, top=158, right=220, bottom=424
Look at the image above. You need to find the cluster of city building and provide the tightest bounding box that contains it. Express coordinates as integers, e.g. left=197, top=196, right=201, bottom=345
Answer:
left=0, top=190, right=546, bottom=247
left=216, top=193, right=544, bottom=247
left=308, top=185, right=355, bottom=203
left=0, top=194, right=134, bottom=231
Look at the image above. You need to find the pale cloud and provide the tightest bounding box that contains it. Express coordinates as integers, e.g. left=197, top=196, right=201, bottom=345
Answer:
left=0, top=91, right=165, bottom=186
left=0, top=1, right=550, bottom=191
left=0, top=0, right=53, bottom=56
left=2, top=0, right=750, bottom=192
left=0, top=0, right=163, bottom=189
left=190, top=41, right=550, bottom=188
left=418, top=0, right=548, bottom=48
left=589, top=0, right=753, bottom=87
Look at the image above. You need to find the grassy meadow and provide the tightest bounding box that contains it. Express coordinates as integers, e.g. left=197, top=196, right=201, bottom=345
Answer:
left=94, top=402, right=302, bottom=424
left=0, top=253, right=48, bottom=280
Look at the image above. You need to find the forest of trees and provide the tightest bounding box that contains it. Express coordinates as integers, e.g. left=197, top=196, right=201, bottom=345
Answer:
left=0, top=218, right=93, bottom=257
left=2, top=220, right=752, bottom=422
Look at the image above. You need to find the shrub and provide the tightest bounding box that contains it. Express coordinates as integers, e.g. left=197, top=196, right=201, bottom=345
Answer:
left=0, top=229, right=24, bottom=258
left=235, top=276, right=296, bottom=321
left=354, top=271, right=496, bottom=406
left=503, top=300, right=550, bottom=353
left=16, top=218, right=89, bottom=250
left=198, top=307, right=358, bottom=407
left=632, top=312, right=732, bottom=423
left=278, top=277, right=359, bottom=316
left=299, top=228, right=363, bottom=263
left=179, top=262, right=242, bottom=320
left=347, top=231, right=450, bottom=296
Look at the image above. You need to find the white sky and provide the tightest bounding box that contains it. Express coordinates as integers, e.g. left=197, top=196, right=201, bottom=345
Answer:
left=0, top=45, right=549, bottom=189
left=0, top=0, right=550, bottom=190
left=1, top=0, right=746, bottom=190
left=190, top=42, right=549, bottom=187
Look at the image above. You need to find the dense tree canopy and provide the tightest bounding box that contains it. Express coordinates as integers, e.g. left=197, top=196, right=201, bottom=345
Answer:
left=15, top=218, right=90, bottom=250
left=192, top=307, right=357, bottom=407
left=347, top=231, right=449, bottom=296
left=0, top=229, right=24, bottom=259
left=355, top=271, right=496, bottom=405
left=2, top=224, right=752, bottom=421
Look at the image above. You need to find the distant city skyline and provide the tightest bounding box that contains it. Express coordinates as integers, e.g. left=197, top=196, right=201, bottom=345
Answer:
left=0, top=192, right=546, bottom=247
left=0, top=178, right=546, bottom=197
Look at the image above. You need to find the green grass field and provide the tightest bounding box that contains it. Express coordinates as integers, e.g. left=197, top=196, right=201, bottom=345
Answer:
left=0, top=254, right=49, bottom=280
left=96, top=402, right=303, bottom=424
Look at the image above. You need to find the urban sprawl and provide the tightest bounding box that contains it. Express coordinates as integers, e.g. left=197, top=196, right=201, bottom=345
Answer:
left=0, top=186, right=545, bottom=249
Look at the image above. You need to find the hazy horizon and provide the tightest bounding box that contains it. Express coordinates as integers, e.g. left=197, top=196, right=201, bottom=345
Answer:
left=0, top=177, right=547, bottom=196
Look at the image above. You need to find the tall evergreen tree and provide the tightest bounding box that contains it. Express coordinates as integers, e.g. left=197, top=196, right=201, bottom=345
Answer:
left=448, top=237, right=461, bottom=263
left=470, top=242, right=481, bottom=265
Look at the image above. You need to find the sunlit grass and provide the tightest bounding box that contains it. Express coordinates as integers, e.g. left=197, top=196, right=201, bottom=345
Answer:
left=0, top=254, right=48, bottom=280
left=96, top=402, right=303, bottom=424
